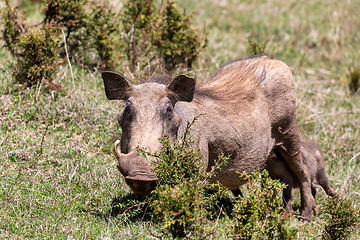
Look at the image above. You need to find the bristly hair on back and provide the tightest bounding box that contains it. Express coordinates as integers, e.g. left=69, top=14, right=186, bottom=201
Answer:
left=218, top=54, right=268, bottom=70
left=194, top=55, right=268, bottom=103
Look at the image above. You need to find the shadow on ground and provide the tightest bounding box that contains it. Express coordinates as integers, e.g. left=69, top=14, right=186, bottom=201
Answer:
left=109, top=193, right=152, bottom=221
left=79, top=193, right=151, bottom=222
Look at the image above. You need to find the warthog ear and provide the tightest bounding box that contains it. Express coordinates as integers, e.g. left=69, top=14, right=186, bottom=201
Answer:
left=102, top=71, right=133, bottom=100
left=167, top=74, right=196, bottom=102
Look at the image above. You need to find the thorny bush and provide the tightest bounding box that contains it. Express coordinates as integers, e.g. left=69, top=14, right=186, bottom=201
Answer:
left=140, top=119, right=228, bottom=239
left=229, top=170, right=298, bottom=239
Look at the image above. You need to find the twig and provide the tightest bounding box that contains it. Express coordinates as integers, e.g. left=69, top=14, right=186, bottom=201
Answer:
left=0, top=64, right=10, bottom=76
left=202, top=154, right=225, bottom=184
left=120, top=201, right=148, bottom=217
left=38, top=124, right=49, bottom=155
left=181, top=114, right=204, bottom=148
left=15, top=20, right=25, bottom=34
left=349, top=152, right=360, bottom=163
left=292, top=51, right=308, bottom=76
left=260, top=205, right=271, bottom=233
left=61, top=29, right=75, bottom=85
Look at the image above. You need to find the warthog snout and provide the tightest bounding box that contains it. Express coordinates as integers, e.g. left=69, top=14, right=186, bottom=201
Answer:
left=114, top=140, right=158, bottom=195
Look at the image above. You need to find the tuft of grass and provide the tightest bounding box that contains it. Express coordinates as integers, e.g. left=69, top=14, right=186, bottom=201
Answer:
left=247, top=38, right=269, bottom=56
left=348, top=67, right=360, bottom=95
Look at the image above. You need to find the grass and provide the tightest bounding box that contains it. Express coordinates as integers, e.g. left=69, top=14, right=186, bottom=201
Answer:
left=1, top=0, right=360, bottom=238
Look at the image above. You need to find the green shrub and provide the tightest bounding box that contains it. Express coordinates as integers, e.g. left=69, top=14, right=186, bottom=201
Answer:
left=0, top=1, right=25, bottom=57
left=87, top=3, right=120, bottom=70
left=230, top=170, right=298, bottom=239
left=14, top=25, right=60, bottom=86
left=43, top=0, right=88, bottom=34
left=141, top=120, right=228, bottom=238
left=120, top=0, right=207, bottom=73
left=43, top=0, right=120, bottom=69
left=348, top=67, right=360, bottom=95
left=0, top=2, right=60, bottom=87
left=152, top=1, right=207, bottom=71
left=320, top=195, right=359, bottom=240
left=1, top=0, right=120, bottom=85
left=149, top=137, right=204, bottom=187
left=120, top=0, right=157, bottom=71
left=150, top=181, right=211, bottom=239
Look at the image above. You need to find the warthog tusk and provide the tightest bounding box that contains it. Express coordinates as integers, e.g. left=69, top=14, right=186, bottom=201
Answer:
left=113, top=140, right=122, bottom=159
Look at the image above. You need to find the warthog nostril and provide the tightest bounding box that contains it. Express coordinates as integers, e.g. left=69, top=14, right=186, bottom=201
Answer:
left=125, top=179, right=157, bottom=188
left=125, top=179, right=135, bottom=187
left=124, top=178, right=158, bottom=195
left=148, top=181, right=157, bottom=189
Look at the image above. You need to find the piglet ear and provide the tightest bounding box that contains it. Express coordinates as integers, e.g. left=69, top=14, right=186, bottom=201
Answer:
left=167, top=74, right=196, bottom=102
left=102, top=71, right=133, bottom=100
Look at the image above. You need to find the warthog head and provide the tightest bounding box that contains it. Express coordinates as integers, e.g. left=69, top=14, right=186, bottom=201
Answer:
left=102, top=71, right=196, bottom=195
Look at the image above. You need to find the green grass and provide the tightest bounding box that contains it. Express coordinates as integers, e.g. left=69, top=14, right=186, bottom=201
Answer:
left=1, top=0, right=360, bottom=238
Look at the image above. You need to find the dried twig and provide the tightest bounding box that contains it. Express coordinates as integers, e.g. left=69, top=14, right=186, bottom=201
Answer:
left=61, top=29, right=74, bottom=84
left=38, top=124, right=49, bottom=155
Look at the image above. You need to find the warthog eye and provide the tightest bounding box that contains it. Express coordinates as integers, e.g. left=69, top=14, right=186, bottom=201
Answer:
left=121, top=105, right=133, bottom=123
left=165, top=105, right=173, bottom=120
left=125, top=106, right=132, bottom=116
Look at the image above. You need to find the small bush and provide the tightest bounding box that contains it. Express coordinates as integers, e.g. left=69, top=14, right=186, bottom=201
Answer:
left=149, top=137, right=204, bottom=186
left=1, top=2, right=61, bottom=86
left=348, top=67, right=360, bottom=95
left=43, top=0, right=120, bottom=69
left=87, top=3, right=120, bottom=70
left=230, top=170, right=298, bottom=239
left=120, top=0, right=157, bottom=71
left=320, top=195, right=359, bottom=240
left=1, top=0, right=121, bottom=85
left=150, top=181, right=211, bottom=239
left=15, top=26, right=60, bottom=86
left=1, top=2, right=60, bottom=86
left=1, top=2, right=25, bottom=57
left=141, top=120, right=228, bottom=238
left=121, top=0, right=207, bottom=73
left=152, top=1, right=207, bottom=71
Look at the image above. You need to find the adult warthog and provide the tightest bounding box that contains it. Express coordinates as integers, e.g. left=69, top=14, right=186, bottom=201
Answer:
left=102, top=55, right=316, bottom=220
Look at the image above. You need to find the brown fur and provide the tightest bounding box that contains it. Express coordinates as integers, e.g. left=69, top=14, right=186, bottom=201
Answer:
left=102, top=55, right=316, bottom=220
left=266, top=141, right=335, bottom=213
